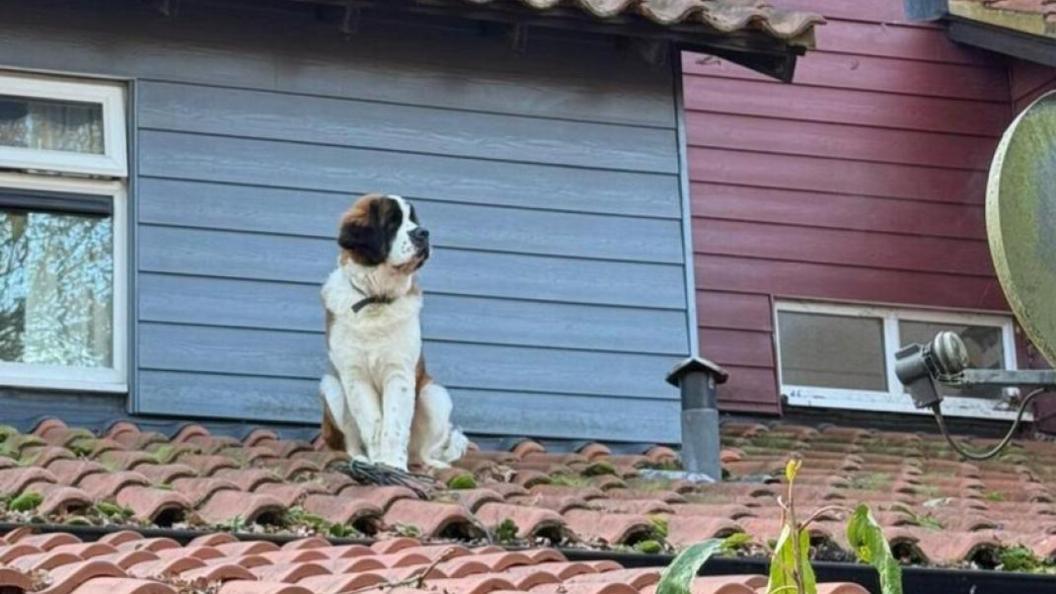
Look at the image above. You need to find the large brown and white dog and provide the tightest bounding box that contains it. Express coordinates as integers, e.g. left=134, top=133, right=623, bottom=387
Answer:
left=319, top=193, right=467, bottom=471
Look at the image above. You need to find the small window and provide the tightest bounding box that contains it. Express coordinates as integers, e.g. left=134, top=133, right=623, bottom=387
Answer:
left=0, top=71, right=127, bottom=393
left=775, top=301, right=1018, bottom=420
left=0, top=73, right=126, bottom=176
left=777, top=311, right=887, bottom=391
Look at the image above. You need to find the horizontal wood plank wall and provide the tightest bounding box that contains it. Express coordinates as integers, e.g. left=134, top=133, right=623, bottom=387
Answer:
left=0, top=1, right=690, bottom=442
left=684, top=0, right=1014, bottom=414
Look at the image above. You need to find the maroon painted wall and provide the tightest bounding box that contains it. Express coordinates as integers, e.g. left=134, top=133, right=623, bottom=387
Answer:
left=684, top=1, right=1024, bottom=414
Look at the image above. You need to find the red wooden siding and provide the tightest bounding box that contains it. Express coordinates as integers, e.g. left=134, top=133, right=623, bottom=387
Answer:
left=1012, top=60, right=1056, bottom=112
left=684, top=0, right=1016, bottom=414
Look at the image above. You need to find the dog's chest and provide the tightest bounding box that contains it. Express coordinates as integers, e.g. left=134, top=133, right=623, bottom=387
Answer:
left=323, top=271, right=422, bottom=376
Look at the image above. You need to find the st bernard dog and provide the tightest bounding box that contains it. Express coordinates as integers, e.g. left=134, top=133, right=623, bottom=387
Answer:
left=319, top=193, right=467, bottom=471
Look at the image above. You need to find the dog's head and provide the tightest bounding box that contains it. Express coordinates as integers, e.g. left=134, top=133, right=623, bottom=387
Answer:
left=337, top=193, right=430, bottom=272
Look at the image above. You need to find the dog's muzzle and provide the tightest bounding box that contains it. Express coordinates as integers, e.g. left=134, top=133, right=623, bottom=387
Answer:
left=410, top=227, right=430, bottom=261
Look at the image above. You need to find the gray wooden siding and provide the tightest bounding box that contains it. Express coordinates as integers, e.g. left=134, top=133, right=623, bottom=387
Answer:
left=0, top=1, right=689, bottom=442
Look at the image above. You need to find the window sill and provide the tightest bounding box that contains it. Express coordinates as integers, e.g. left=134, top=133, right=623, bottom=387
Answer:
left=785, top=387, right=1033, bottom=422
left=0, top=376, right=128, bottom=394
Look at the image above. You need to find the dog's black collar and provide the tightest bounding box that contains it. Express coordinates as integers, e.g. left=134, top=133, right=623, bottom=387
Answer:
left=348, top=281, right=394, bottom=313
left=351, top=294, right=394, bottom=313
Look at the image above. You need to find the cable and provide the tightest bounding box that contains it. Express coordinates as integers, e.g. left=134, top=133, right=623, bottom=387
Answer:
left=929, top=387, right=1045, bottom=461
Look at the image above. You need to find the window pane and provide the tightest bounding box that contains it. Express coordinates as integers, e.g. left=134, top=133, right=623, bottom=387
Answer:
left=0, top=95, right=104, bottom=154
left=899, top=321, right=1004, bottom=398
left=778, top=311, right=887, bottom=391
left=0, top=207, right=113, bottom=367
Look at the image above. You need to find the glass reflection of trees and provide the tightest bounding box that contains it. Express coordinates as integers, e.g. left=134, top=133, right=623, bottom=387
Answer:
left=0, top=210, right=112, bottom=367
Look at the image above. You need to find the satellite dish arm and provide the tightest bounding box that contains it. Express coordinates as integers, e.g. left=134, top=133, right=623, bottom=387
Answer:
left=895, top=331, right=1056, bottom=460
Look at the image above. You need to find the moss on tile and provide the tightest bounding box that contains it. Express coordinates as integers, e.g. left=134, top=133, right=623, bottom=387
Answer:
left=548, top=473, right=592, bottom=488
left=984, top=490, right=1006, bottom=502
left=582, top=461, right=618, bottom=476
left=494, top=518, right=518, bottom=544
left=446, top=473, right=477, bottom=490
left=848, top=472, right=891, bottom=491
left=8, top=491, right=43, bottom=512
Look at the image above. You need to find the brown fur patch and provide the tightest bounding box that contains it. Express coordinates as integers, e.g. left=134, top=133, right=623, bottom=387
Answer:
left=321, top=403, right=346, bottom=451
left=416, top=355, right=432, bottom=397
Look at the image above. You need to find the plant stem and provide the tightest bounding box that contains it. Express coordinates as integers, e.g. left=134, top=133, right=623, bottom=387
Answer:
left=788, top=472, right=805, bottom=594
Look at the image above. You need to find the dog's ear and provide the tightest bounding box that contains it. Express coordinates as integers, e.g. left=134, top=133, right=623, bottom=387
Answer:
left=338, top=195, right=398, bottom=266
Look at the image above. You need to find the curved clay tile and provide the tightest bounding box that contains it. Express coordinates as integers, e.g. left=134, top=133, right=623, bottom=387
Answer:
left=114, top=538, right=180, bottom=554
left=369, top=537, right=420, bottom=555
left=169, top=478, right=241, bottom=507
left=316, top=544, right=375, bottom=559
left=511, top=440, right=546, bottom=459
left=195, top=490, right=285, bottom=525
left=216, top=581, right=312, bottom=594
left=97, top=532, right=142, bottom=547
left=568, top=568, right=661, bottom=590
left=94, top=451, right=155, bottom=472
left=505, top=569, right=562, bottom=589
left=113, top=486, right=192, bottom=525
left=562, top=509, right=654, bottom=545
left=242, top=429, right=279, bottom=447
left=46, top=460, right=108, bottom=486
left=816, top=584, right=871, bottom=594
left=10, top=551, right=82, bottom=572
left=78, top=471, right=151, bottom=501
left=577, top=443, right=612, bottom=460
left=506, top=561, right=595, bottom=581
left=33, top=483, right=93, bottom=516
left=213, top=541, right=279, bottom=558
left=387, top=544, right=470, bottom=563
left=93, top=551, right=158, bottom=571
left=173, top=455, right=238, bottom=477
left=445, top=488, right=505, bottom=513
left=126, top=556, right=204, bottom=579
left=435, top=558, right=490, bottom=578
left=179, top=562, right=255, bottom=583
left=280, top=536, right=330, bottom=551
left=0, top=466, right=59, bottom=495
left=661, top=513, right=742, bottom=546
left=249, top=561, right=330, bottom=583
left=0, top=567, right=31, bottom=591
left=590, top=499, right=674, bottom=516
left=302, top=493, right=382, bottom=526
left=423, top=575, right=517, bottom=594
left=51, top=543, right=118, bottom=560
left=31, top=418, right=69, bottom=437
left=475, top=502, right=567, bottom=541
left=155, top=546, right=224, bottom=563
left=384, top=499, right=483, bottom=540
left=38, top=561, right=131, bottom=594
left=223, top=555, right=272, bottom=570
left=532, top=582, right=638, bottom=594
left=133, top=464, right=197, bottom=486
left=296, top=573, right=386, bottom=594
left=468, top=551, right=534, bottom=572
left=372, top=551, right=431, bottom=569
left=187, top=533, right=237, bottom=548
left=258, top=549, right=327, bottom=566
left=170, top=424, right=210, bottom=444
left=329, top=556, right=386, bottom=574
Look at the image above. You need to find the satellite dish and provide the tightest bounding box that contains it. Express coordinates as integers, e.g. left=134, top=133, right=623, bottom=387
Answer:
left=987, top=90, right=1056, bottom=367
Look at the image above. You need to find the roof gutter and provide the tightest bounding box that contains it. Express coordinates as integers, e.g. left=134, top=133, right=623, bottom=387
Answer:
left=286, top=0, right=815, bottom=82
left=8, top=522, right=1056, bottom=594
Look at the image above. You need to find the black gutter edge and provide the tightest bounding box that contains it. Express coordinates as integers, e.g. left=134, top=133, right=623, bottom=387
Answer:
left=6, top=523, right=1056, bottom=594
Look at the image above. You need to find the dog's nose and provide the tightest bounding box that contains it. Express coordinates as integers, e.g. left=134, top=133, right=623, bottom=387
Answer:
left=410, top=227, right=429, bottom=243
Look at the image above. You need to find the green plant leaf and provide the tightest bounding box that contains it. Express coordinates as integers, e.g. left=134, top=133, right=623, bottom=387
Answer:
left=767, top=525, right=816, bottom=594
left=656, top=539, right=725, bottom=594
left=847, top=504, right=903, bottom=594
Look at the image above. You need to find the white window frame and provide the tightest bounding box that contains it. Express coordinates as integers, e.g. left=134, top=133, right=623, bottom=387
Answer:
left=0, top=172, right=128, bottom=393
left=0, top=71, right=127, bottom=177
left=774, top=300, right=1023, bottom=421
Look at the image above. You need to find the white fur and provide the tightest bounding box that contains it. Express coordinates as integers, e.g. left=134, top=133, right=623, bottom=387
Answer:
left=320, top=195, right=467, bottom=471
